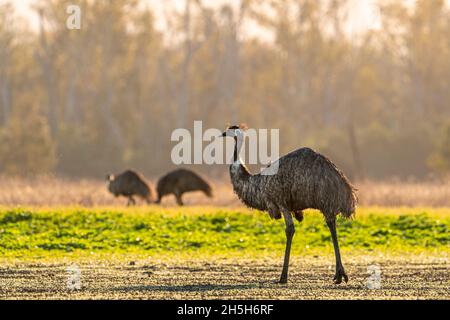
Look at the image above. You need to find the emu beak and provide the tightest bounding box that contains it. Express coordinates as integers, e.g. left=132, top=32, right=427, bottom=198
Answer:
left=218, top=132, right=227, bottom=138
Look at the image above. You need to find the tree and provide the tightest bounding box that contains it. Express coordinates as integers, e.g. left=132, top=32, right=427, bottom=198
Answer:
left=428, top=122, right=450, bottom=175
left=0, top=104, right=56, bottom=175
left=0, top=2, right=16, bottom=125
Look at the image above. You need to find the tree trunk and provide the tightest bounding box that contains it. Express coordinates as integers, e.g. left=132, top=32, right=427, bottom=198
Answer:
left=36, top=10, right=58, bottom=136
left=177, top=0, right=193, bottom=129
left=347, top=116, right=365, bottom=181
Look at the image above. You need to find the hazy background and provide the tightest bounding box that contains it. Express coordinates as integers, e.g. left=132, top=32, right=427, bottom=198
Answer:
left=0, top=0, right=450, bottom=181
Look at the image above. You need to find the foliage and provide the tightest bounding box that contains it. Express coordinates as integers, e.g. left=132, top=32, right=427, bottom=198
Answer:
left=0, top=105, right=56, bottom=175
left=0, top=207, right=448, bottom=257
left=428, top=121, right=450, bottom=175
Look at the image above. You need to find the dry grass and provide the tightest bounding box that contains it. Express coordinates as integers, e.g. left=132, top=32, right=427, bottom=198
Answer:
left=0, top=175, right=448, bottom=208
left=0, top=176, right=240, bottom=207
left=356, top=179, right=450, bottom=208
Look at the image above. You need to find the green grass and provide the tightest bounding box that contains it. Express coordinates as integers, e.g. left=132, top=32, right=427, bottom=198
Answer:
left=0, top=206, right=448, bottom=259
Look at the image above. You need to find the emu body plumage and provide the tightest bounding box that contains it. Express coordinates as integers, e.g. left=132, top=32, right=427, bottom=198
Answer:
left=106, top=170, right=152, bottom=206
left=156, top=169, right=212, bottom=206
left=230, top=147, right=356, bottom=221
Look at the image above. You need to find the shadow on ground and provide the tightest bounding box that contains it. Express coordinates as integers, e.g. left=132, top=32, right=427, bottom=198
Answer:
left=114, top=283, right=262, bottom=292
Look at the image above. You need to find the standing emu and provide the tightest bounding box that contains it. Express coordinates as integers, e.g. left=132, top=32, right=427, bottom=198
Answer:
left=219, top=125, right=357, bottom=284
left=106, top=170, right=153, bottom=206
left=155, top=169, right=213, bottom=206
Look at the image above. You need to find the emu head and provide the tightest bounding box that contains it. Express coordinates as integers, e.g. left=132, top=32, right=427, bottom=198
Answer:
left=220, top=124, right=247, bottom=164
left=105, top=174, right=117, bottom=195
left=105, top=174, right=115, bottom=183
left=220, top=124, right=247, bottom=139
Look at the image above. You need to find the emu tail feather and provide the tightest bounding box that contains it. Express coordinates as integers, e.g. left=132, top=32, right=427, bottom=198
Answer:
left=321, top=154, right=358, bottom=219
left=341, top=183, right=358, bottom=219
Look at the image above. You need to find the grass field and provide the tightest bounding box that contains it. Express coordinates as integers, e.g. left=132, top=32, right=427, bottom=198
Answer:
left=0, top=207, right=449, bottom=257
left=0, top=206, right=448, bottom=299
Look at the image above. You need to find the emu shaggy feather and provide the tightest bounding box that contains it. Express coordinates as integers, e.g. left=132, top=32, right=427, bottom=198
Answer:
left=107, top=170, right=152, bottom=205
left=156, top=169, right=212, bottom=206
left=231, top=147, right=357, bottom=221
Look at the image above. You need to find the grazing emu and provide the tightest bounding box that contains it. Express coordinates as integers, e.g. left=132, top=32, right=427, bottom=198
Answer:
left=219, top=125, right=357, bottom=284
left=106, top=170, right=153, bottom=206
left=156, top=169, right=212, bottom=206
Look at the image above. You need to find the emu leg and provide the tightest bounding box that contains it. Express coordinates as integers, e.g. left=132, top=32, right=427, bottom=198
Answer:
left=127, top=196, right=136, bottom=206
left=174, top=191, right=184, bottom=206
left=326, top=218, right=348, bottom=284
left=279, top=211, right=295, bottom=284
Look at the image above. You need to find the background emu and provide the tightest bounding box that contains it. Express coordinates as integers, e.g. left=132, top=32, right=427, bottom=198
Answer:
left=220, top=125, right=357, bottom=284
left=106, top=170, right=153, bottom=206
left=156, top=169, right=212, bottom=206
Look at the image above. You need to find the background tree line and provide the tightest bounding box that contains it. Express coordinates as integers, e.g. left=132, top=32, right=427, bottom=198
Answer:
left=0, top=0, right=449, bottom=180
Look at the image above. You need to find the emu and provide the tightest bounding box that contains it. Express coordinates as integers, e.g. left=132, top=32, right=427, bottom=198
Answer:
left=106, top=170, right=153, bottom=206
left=219, top=125, right=357, bottom=284
left=155, top=169, right=213, bottom=206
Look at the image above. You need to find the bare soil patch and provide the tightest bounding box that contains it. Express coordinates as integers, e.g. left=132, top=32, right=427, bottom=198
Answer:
left=1, top=256, right=448, bottom=299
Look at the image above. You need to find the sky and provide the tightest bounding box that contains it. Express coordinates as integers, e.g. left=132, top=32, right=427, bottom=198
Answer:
left=1, top=0, right=413, bottom=39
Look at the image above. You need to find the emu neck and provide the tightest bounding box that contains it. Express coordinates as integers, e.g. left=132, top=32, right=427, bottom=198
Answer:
left=233, top=136, right=241, bottom=163
left=231, top=136, right=244, bottom=166
left=229, top=135, right=268, bottom=211
left=230, top=135, right=251, bottom=180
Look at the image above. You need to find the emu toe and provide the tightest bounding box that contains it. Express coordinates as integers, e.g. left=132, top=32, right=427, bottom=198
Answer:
left=278, top=277, right=288, bottom=284
left=278, top=271, right=289, bottom=284
left=333, top=270, right=348, bottom=284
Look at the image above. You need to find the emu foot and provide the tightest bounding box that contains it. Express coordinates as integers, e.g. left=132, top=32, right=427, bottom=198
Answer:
left=333, top=268, right=348, bottom=284
left=278, top=272, right=288, bottom=284
left=278, top=277, right=288, bottom=284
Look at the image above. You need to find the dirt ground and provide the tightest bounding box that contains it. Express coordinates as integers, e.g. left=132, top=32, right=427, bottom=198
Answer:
left=0, top=255, right=448, bottom=299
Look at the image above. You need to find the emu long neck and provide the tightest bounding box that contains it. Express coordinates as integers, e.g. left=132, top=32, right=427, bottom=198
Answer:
left=230, top=135, right=252, bottom=196
left=231, top=135, right=246, bottom=169
left=233, top=136, right=241, bottom=163
left=229, top=137, right=268, bottom=211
